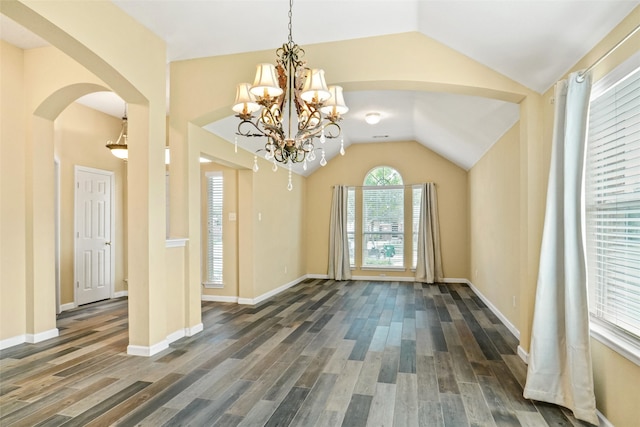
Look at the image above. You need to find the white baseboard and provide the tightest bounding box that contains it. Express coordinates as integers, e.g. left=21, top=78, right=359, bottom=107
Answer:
left=0, top=335, right=27, bottom=350
left=306, top=274, right=330, bottom=279
left=187, top=323, right=203, bottom=337
left=238, top=275, right=308, bottom=305
left=26, top=328, right=59, bottom=344
left=305, top=274, right=470, bottom=284
left=440, top=277, right=470, bottom=284
left=60, top=302, right=76, bottom=312
left=114, top=290, right=128, bottom=298
left=597, top=409, right=614, bottom=427
left=517, top=345, right=529, bottom=364
left=466, top=280, right=520, bottom=340
left=201, top=295, right=239, bottom=303
left=127, top=340, right=168, bottom=357
left=166, top=329, right=185, bottom=345
left=351, top=275, right=416, bottom=282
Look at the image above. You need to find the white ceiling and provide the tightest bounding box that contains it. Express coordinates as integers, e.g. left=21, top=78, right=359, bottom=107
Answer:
left=1, top=1, right=638, bottom=174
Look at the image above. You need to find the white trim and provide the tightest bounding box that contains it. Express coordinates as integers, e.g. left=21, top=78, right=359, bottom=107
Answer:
left=237, top=275, right=308, bottom=305
left=166, top=329, right=185, bottom=344
left=466, top=280, right=521, bottom=340
left=360, top=267, right=407, bottom=272
left=351, top=275, right=415, bottom=282
left=114, top=290, right=128, bottom=298
left=203, top=282, right=224, bottom=289
left=201, top=295, right=239, bottom=303
left=597, top=409, right=615, bottom=427
left=307, top=274, right=330, bottom=279
left=187, top=323, right=203, bottom=336
left=591, top=50, right=640, bottom=100
left=55, top=158, right=61, bottom=315
left=127, top=340, right=168, bottom=357
left=305, top=274, right=469, bottom=284
left=440, top=277, right=469, bottom=284
left=26, top=328, right=59, bottom=344
left=0, top=335, right=27, bottom=350
left=517, top=345, right=529, bottom=364
left=166, top=238, right=188, bottom=248
left=590, top=320, right=640, bottom=367
left=60, top=302, right=76, bottom=312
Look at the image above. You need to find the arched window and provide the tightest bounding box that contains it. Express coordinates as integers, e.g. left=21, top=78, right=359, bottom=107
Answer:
left=362, top=166, right=404, bottom=267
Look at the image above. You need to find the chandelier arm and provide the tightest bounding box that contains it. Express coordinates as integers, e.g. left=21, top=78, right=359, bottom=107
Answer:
left=321, top=121, right=342, bottom=139
left=236, top=119, right=268, bottom=138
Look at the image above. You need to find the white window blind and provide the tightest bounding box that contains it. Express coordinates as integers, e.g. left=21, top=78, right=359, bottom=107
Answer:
left=347, top=187, right=355, bottom=268
left=585, top=63, right=640, bottom=340
left=412, top=185, right=422, bottom=269
left=206, top=172, right=223, bottom=285
left=362, top=167, right=404, bottom=268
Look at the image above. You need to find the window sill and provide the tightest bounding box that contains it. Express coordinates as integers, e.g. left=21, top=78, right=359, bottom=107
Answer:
left=590, top=319, right=640, bottom=367
left=203, top=282, right=224, bottom=289
left=360, top=266, right=407, bottom=272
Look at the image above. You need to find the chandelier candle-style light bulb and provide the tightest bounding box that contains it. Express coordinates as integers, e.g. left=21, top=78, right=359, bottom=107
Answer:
left=300, top=69, right=330, bottom=104
left=321, top=86, right=349, bottom=120
left=250, top=64, right=283, bottom=99
left=232, top=0, right=348, bottom=176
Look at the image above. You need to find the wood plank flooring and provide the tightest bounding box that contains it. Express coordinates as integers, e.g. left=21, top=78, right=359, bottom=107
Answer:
left=0, top=280, right=598, bottom=426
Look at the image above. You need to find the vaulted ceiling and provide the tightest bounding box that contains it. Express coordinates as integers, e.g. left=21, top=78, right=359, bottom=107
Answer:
left=1, top=1, right=638, bottom=173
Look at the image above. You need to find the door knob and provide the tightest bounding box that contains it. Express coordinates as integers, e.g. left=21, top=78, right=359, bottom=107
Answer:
left=105, top=241, right=111, bottom=246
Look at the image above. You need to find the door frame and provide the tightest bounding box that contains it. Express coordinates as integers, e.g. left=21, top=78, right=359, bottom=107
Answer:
left=73, top=165, right=116, bottom=305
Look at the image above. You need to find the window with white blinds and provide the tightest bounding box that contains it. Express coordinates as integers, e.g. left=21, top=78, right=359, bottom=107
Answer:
left=412, top=185, right=422, bottom=269
left=206, top=172, right=223, bottom=285
left=362, top=167, right=404, bottom=268
left=585, top=60, right=640, bottom=342
left=347, top=187, right=355, bottom=268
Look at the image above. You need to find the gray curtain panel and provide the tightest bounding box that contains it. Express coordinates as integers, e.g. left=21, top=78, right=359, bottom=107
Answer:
left=328, top=185, right=352, bottom=280
left=415, top=182, right=443, bottom=283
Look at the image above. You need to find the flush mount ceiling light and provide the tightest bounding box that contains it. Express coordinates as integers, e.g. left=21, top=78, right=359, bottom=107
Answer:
left=106, top=106, right=128, bottom=159
left=232, top=0, right=348, bottom=190
left=365, top=112, right=381, bottom=125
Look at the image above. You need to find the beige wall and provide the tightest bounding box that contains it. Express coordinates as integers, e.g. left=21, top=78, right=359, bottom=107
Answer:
left=306, top=141, right=469, bottom=279
left=1, top=41, right=27, bottom=341
left=469, top=124, right=520, bottom=328
left=54, top=102, right=127, bottom=305
left=468, top=7, right=640, bottom=426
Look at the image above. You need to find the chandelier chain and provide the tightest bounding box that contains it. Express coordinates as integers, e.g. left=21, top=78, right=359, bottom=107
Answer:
left=288, top=0, right=293, bottom=45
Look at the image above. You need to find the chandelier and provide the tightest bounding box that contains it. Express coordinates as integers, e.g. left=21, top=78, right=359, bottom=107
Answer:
left=106, top=107, right=128, bottom=160
left=232, top=0, right=348, bottom=176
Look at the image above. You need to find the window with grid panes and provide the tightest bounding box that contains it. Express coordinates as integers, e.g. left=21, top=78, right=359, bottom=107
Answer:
left=347, top=187, right=355, bottom=267
left=412, top=185, right=422, bottom=269
left=205, top=171, right=223, bottom=285
left=585, top=55, right=640, bottom=358
left=362, top=167, right=404, bottom=268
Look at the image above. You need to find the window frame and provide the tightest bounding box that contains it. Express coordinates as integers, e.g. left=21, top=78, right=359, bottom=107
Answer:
left=584, top=51, right=640, bottom=366
left=204, top=171, right=224, bottom=287
left=361, top=167, right=405, bottom=270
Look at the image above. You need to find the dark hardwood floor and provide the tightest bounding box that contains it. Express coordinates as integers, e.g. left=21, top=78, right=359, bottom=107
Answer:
left=0, top=279, right=596, bottom=426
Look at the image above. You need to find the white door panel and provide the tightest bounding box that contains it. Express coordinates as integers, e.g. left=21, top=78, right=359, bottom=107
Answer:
left=75, top=167, right=113, bottom=305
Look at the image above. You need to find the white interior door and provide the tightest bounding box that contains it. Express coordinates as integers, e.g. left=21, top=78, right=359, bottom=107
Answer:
left=75, top=167, right=113, bottom=305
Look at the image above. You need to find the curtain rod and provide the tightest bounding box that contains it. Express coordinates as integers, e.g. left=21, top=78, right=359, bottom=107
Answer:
left=577, top=23, right=640, bottom=82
